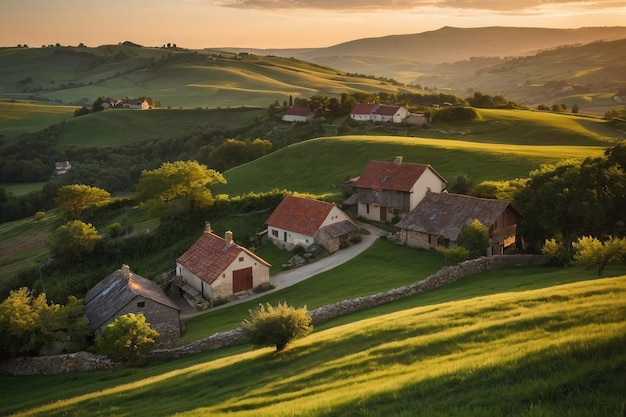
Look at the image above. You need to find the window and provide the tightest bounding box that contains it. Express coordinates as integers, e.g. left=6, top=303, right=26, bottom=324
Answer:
left=239, top=257, right=244, bottom=262
left=137, top=301, right=145, bottom=308
left=272, top=229, right=278, bottom=237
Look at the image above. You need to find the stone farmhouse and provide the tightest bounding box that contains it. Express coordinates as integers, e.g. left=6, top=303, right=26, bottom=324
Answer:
left=350, top=103, right=411, bottom=123
left=395, top=192, right=520, bottom=256
left=175, top=228, right=271, bottom=305
left=265, top=195, right=359, bottom=253
left=351, top=156, right=447, bottom=222
left=85, top=265, right=181, bottom=347
left=282, top=106, right=314, bottom=122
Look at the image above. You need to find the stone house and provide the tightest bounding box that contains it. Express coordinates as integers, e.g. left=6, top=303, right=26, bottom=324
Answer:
left=175, top=229, right=271, bottom=304
left=350, top=103, right=410, bottom=123
left=282, top=106, right=314, bottom=122
left=395, top=192, right=520, bottom=256
left=350, top=103, right=380, bottom=121
left=265, top=195, right=359, bottom=253
left=352, top=156, right=447, bottom=222
left=85, top=265, right=181, bottom=347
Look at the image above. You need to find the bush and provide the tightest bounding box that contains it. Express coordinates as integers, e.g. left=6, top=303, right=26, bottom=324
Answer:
left=541, top=238, right=570, bottom=266
left=95, top=313, right=159, bottom=364
left=444, top=247, right=469, bottom=265
left=242, top=302, right=313, bottom=352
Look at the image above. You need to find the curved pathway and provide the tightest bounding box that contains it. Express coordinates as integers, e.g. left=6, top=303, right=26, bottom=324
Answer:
left=179, top=221, right=384, bottom=319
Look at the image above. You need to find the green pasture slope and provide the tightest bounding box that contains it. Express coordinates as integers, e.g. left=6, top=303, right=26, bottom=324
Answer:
left=0, top=101, right=77, bottom=141
left=3, top=270, right=625, bottom=417
left=215, top=134, right=610, bottom=201
left=0, top=45, right=423, bottom=109
left=56, top=106, right=267, bottom=148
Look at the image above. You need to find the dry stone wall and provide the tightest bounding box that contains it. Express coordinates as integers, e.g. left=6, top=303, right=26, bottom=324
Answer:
left=0, top=255, right=544, bottom=375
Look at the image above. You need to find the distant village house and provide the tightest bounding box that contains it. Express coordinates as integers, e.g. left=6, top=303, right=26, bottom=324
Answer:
left=55, top=161, right=71, bottom=175
left=350, top=103, right=410, bottom=123
left=282, top=106, right=314, bottom=122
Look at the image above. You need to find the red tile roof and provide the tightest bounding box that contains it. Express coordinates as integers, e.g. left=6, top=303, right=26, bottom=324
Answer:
left=350, top=102, right=379, bottom=115
left=177, top=232, right=270, bottom=284
left=265, top=195, right=335, bottom=236
left=284, top=106, right=313, bottom=116
left=373, top=105, right=402, bottom=116
left=354, top=159, right=445, bottom=191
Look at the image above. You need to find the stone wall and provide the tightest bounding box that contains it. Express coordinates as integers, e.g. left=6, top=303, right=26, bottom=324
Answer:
left=0, top=254, right=544, bottom=375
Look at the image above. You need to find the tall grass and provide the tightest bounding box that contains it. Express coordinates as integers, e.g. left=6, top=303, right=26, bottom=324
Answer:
left=4, top=275, right=624, bottom=417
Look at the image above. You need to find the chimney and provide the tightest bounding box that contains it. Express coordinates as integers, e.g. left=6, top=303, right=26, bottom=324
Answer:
left=394, top=156, right=403, bottom=165
left=205, top=221, right=212, bottom=233
left=121, top=264, right=132, bottom=280
left=225, top=231, right=233, bottom=247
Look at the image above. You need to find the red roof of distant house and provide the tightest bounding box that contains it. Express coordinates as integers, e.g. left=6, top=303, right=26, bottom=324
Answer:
left=354, top=159, right=446, bottom=191
left=265, top=195, right=335, bottom=236
left=373, top=105, right=402, bottom=116
left=284, top=106, right=313, bottom=116
left=350, top=103, right=379, bottom=115
left=177, top=232, right=270, bottom=284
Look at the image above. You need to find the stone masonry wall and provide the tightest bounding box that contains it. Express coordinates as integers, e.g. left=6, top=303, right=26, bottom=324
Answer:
left=0, top=255, right=544, bottom=375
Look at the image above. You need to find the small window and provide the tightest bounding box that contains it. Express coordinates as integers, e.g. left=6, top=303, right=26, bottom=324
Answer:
left=272, top=229, right=278, bottom=237
left=239, top=257, right=244, bottom=262
left=137, top=301, right=145, bottom=308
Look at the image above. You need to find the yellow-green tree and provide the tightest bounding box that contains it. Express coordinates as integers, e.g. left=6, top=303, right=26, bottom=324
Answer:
left=242, top=302, right=313, bottom=352
left=134, top=160, right=226, bottom=210
left=573, top=235, right=626, bottom=275
left=55, top=184, right=111, bottom=220
left=48, top=220, right=101, bottom=262
left=95, top=313, right=159, bottom=364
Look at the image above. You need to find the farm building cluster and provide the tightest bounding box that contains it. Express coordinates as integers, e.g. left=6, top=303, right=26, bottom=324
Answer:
left=282, top=103, right=428, bottom=125
left=85, top=156, right=519, bottom=347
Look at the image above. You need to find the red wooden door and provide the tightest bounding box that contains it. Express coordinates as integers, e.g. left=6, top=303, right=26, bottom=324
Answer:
left=232, top=267, right=253, bottom=293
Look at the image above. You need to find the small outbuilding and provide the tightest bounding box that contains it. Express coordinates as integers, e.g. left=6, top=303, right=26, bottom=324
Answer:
left=265, top=195, right=359, bottom=253
left=85, top=265, right=181, bottom=347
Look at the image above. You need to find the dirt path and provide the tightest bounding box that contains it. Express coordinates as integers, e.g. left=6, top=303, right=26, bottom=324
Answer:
left=179, top=221, right=384, bottom=319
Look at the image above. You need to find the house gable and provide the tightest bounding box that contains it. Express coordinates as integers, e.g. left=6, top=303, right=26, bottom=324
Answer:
left=354, top=158, right=446, bottom=192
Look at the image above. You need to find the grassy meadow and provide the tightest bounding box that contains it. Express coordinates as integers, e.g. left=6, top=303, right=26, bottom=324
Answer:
left=0, top=101, right=77, bottom=141
left=214, top=133, right=610, bottom=201
left=3, top=271, right=624, bottom=417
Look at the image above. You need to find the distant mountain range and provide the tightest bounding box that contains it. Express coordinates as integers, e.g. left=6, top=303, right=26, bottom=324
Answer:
left=218, top=26, right=626, bottom=107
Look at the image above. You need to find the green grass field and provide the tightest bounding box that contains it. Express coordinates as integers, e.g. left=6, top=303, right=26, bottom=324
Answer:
left=214, top=133, right=610, bottom=201
left=3, top=270, right=624, bottom=417
left=0, top=101, right=77, bottom=141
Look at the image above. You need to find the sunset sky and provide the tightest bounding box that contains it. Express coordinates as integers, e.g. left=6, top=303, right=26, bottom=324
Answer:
left=2, top=0, right=626, bottom=49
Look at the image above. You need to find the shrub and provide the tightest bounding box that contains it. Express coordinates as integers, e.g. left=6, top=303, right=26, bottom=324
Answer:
left=541, top=238, right=570, bottom=266
left=95, top=313, right=159, bottom=364
left=242, top=302, right=313, bottom=352
left=444, top=247, right=469, bottom=265
left=458, top=219, right=489, bottom=259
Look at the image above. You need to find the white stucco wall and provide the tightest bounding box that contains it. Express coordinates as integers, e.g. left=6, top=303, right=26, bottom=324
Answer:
left=409, top=169, right=447, bottom=210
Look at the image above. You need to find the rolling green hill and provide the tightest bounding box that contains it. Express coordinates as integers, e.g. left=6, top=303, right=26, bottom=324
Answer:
left=3, top=273, right=625, bottom=416
left=0, top=100, right=77, bottom=141
left=0, top=45, right=423, bottom=109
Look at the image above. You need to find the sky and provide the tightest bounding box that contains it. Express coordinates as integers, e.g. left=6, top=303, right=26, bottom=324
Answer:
left=2, top=0, right=626, bottom=49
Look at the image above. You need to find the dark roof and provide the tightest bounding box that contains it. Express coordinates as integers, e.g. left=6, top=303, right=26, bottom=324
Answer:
left=373, top=105, right=402, bottom=116
left=85, top=266, right=179, bottom=332
left=395, top=192, right=513, bottom=240
left=317, top=220, right=359, bottom=240
left=284, top=106, right=312, bottom=116
left=350, top=102, right=379, bottom=115
left=265, top=195, right=336, bottom=236
left=176, top=231, right=270, bottom=285
left=354, top=159, right=446, bottom=192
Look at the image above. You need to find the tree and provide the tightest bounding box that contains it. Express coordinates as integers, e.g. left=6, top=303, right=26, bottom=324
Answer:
left=572, top=103, right=580, bottom=114
left=134, top=160, right=226, bottom=210
left=55, top=184, right=111, bottom=220
left=458, top=219, right=489, bottom=259
left=572, top=236, right=626, bottom=275
left=48, top=220, right=101, bottom=262
left=0, top=288, right=89, bottom=357
left=242, top=302, right=313, bottom=352
left=95, top=313, right=159, bottom=364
